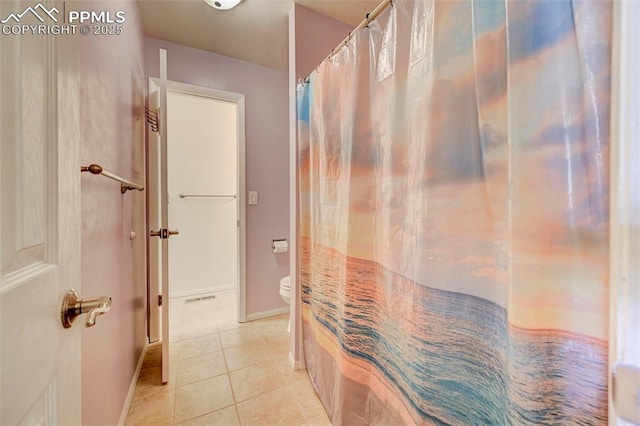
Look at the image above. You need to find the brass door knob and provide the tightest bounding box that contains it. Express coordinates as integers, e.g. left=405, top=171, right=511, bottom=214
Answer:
left=150, top=229, right=179, bottom=239
left=61, top=289, right=111, bottom=328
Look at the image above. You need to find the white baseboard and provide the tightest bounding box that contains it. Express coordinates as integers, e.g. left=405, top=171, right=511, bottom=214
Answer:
left=117, top=343, right=148, bottom=426
left=246, top=306, right=290, bottom=322
left=169, top=284, right=236, bottom=299
left=289, top=351, right=298, bottom=369
left=289, top=350, right=305, bottom=371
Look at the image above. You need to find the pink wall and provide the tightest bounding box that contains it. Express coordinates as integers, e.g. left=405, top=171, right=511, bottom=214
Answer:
left=143, top=37, right=290, bottom=316
left=288, top=4, right=354, bottom=366
left=79, top=1, right=147, bottom=424
left=294, top=5, right=353, bottom=81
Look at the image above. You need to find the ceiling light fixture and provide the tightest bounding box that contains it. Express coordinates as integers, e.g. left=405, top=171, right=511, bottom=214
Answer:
left=203, top=0, right=242, bottom=10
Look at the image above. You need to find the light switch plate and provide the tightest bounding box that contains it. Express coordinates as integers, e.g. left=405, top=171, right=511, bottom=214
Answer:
left=248, top=191, right=258, bottom=205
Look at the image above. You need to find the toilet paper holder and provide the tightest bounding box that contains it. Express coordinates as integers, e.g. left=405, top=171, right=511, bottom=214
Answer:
left=272, top=239, right=288, bottom=254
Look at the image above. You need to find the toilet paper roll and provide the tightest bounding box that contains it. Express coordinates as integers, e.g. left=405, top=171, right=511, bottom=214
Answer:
left=272, top=240, right=288, bottom=254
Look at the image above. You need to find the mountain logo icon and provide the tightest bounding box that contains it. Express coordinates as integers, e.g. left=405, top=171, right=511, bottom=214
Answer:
left=1, top=3, right=59, bottom=24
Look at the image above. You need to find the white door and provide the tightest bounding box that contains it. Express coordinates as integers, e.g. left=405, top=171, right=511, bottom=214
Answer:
left=147, top=48, right=174, bottom=383
left=0, top=1, right=81, bottom=423
left=167, top=91, right=238, bottom=299
left=609, top=1, right=640, bottom=424
left=147, top=77, right=162, bottom=344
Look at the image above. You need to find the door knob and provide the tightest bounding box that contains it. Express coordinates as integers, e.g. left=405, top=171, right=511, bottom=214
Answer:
left=61, top=289, right=111, bottom=328
left=149, top=228, right=179, bottom=239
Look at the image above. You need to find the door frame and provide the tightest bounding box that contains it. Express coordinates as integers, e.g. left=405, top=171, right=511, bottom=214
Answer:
left=609, top=0, right=640, bottom=424
left=147, top=79, right=248, bottom=332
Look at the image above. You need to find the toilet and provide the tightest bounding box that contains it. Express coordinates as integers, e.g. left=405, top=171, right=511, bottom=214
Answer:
left=279, top=276, right=291, bottom=333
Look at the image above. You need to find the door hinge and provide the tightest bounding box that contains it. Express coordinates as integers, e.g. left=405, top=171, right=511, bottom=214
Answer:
left=158, top=295, right=163, bottom=306
left=144, top=107, right=159, bottom=133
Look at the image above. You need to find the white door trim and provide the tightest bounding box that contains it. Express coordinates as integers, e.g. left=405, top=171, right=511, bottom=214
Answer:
left=609, top=1, right=640, bottom=424
left=150, top=78, right=248, bottom=323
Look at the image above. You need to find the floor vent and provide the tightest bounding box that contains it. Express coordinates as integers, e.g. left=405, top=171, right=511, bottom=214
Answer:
left=184, top=295, right=216, bottom=304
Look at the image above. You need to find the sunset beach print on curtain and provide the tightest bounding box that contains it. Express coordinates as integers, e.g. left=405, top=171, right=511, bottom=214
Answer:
left=298, top=0, right=611, bottom=424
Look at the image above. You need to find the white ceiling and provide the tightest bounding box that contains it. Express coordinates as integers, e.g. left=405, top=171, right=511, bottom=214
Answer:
left=136, top=0, right=380, bottom=71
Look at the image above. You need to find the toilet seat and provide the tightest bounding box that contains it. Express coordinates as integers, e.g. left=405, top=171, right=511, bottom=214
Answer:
left=280, top=276, right=290, bottom=290
left=280, top=276, right=292, bottom=333
left=280, top=276, right=290, bottom=298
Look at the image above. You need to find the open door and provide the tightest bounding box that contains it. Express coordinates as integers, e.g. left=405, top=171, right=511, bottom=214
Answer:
left=609, top=1, right=640, bottom=424
left=147, top=48, right=177, bottom=384
left=1, top=3, right=82, bottom=423
left=147, top=77, right=161, bottom=344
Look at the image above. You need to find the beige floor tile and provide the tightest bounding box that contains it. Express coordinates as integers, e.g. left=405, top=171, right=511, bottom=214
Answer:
left=236, top=387, right=306, bottom=426
left=264, top=335, right=291, bottom=359
left=169, top=344, right=178, bottom=360
left=274, top=359, right=309, bottom=385
left=303, top=414, right=332, bottom=426
left=229, top=359, right=287, bottom=402
left=126, top=387, right=175, bottom=426
left=168, top=362, right=177, bottom=388
left=205, top=311, right=238, bottom=325
left=174, top=374, right=235, bottom=424
left=176, top=333, right=222, bottom=360
left=223, top=340, right=270, bottom=371
left=176, top=350, right=227, bottom=387
left=177, top=320, right=220, bottom=341
left=262, top=331, right=290, bottom=347
left=254, top=314, right=289, bottom=334
left=130, top=366, right=165, bottom=402
left=141, top=344, right=162, bottom=370
left=289, top=378, right=328, bottom=421
left=219, top=326, right=264, bottom=348
left=216, top=319, right=247, bottom=332
left=136, top=365, right=163, bottom=386
left=176, top=406, right=240, bottom=426
left=127, top=305, right=327, bottom=426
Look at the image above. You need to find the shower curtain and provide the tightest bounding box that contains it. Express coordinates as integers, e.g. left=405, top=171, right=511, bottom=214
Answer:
left=297, top=0, right=611, bottom=424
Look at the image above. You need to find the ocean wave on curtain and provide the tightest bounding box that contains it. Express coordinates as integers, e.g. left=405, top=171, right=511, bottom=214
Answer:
left=297, top=0, right=611, bottom=424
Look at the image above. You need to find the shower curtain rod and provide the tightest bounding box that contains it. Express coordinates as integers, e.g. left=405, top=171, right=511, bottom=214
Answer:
left=303, top=0, right=392, bottom=83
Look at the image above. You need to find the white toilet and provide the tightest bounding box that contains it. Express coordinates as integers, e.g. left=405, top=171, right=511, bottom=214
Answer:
left=279, top=276, right=291, bottom=333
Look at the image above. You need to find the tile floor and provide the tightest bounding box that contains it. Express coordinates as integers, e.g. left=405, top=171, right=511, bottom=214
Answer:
left=125, top=290, right=330, bottom=425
